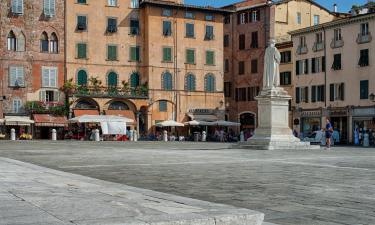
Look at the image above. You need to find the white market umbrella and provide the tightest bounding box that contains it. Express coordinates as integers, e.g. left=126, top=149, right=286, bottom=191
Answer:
left=209, top=120, right=241, bottom=127
left=69, top=115, right=133, bottom=123
left=184, top=120, right=202, bottom=126
left=156, top=120, right=184, bottom=127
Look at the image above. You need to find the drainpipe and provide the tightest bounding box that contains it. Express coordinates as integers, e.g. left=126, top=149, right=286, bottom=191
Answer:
left=173, top=7, right=178, bottom=122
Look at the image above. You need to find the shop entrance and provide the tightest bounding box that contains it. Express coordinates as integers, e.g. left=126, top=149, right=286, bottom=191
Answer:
left=331, top=117, right=348, bottom=144
left=239, top=112, right=255, bottom=140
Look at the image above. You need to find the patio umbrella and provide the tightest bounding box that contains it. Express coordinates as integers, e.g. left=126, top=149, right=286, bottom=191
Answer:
left=209, top=120, right=241, bottom=127
left=184, top=120, right=202, bottom=126
left=69, top=115, right=133, bottom=123
left=156, top=120, right=184, bottom=127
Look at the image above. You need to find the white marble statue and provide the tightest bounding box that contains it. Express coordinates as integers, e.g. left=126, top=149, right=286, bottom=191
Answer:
left=263, top=39, right=281, bottom=89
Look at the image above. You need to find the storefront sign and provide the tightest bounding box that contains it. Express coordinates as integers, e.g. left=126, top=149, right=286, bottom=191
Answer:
left=188, top=109, right=215, bottom=114
left=353, top=107, right=375, bottom=116
left=301, top=110, right=321, bottom=117
left=330, top=109, right=348, bottom=116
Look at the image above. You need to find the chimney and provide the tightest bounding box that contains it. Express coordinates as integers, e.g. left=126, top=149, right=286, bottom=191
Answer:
left=333, top=3, right=337, bottom=13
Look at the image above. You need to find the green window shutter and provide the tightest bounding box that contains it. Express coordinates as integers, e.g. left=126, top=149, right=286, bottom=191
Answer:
left=108, top=72, right=118, bottom=87
left=186, top=49, right=194, bottom=64
left=107, top=45, right=117, bottom=60
left=360, top=80, right=369, bottom=99
left=77, top=70, right=87, bottom=86
left=206, top=51, right=214, bottom=65
left=163, top=47, right=172, bottom=62
left=130, top=47, right=140, bottom=61
left=77, top=43, right=87, bottom=59
left=130, top=72, right=140, bottom=88
left=162, top=73, right=172, bottom=90
left=185, top=74, right=195, bottom=91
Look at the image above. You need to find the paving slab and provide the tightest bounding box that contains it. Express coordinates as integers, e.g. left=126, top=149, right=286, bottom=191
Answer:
left=0, top=157, right=264, bottom=225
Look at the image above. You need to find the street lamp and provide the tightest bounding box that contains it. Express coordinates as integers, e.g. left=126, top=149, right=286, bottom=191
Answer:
left=370, top=93, right=375, bottom=102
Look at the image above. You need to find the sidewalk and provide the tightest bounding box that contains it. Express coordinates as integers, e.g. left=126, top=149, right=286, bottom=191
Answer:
left=0, top=157, right=264, bottom=225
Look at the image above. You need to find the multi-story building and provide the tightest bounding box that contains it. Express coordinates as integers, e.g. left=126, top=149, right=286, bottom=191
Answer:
left=223, top=0, right=340, bottom=136
left=66, top=0, right=228, bottom=135
left=0, top=0, right=65, bottom=138
left=290, top=12, right=375, bottom=144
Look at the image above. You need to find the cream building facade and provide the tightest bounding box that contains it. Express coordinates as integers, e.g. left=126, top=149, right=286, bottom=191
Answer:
left=290, top=12, right=375, bottom=144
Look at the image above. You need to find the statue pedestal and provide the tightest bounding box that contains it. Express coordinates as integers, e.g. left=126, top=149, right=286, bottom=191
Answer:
left=236, top=88, right=320, bottom=150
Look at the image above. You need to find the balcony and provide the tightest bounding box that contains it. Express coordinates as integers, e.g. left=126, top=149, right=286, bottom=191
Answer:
left=71, top=86, right=148, bottom=99
left=25, top=101, right=67, bottom=116
left=312, top=42, right=324, bottom=52
left=296, top=45, right=308, bottom=55
left=330, top=39, right=344, bottom=48
left=356, top=32, right=372, bottom=44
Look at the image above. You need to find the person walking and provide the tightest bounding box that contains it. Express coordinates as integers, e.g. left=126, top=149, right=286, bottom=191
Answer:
left=325, top=118, right=333, bottom=149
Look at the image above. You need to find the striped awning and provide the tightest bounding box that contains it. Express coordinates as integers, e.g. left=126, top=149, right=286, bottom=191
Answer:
left=4, top=116, right=34, bottom=126
left=33, top=114, right=68, bottom=127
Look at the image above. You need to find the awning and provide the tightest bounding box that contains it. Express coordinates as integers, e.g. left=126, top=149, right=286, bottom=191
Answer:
left=69, top=115, right=133, bottom=123
left=73, top=109, right=99, bottom=117
left=187, top=113, right=218, bottom=122
left=105, top=110, right=136, bottom=124
left=4, top=116, right=34, bottom=126
left=156, top=120, right=184, bottom=127
left=33, top=114, right=68, bottom=127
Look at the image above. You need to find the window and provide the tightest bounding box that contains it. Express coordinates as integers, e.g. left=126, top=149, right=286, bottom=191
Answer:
left=236, top=88, right=247, bottom=101
left=295, top=87, right=309, bottom=103
left=162, top=47, right=172, bottom=62
left=239, top=34, right=245, bottom=50
left=361, top=23, right=369, bottom=36
left=185, top=49, right=195, bottom=64
left=185, top=11, right=195, bottom=19
left=159, top=101, right=167, bottom=112
left=238, top=13, right=246, bottom=24
left=296, top=59, right=308, bottom=75
left=77, top=15, right=87, bottom=31
left=360, top=80, right=369, bottom=100
left=251, top=10, right=260, bottom=22
left=7, top=31, right=17, bottom=51
left=251, top=59, right=258, bottom=74
left=224, top=34, right=229, bottom=47
left=332, top=54, right=342, bottom=70
left=77, top=43, right=87, bottom=59
left=204, top=25, right=214, bottom=40
left=12, top=98, right=22, bottom=113
left=311, top=85, right=325, bottom=102
left=40, top=32, right=49, bottom=52
left=185, top=23, right=195, bottom=38
left=130, top=72, right=140, bottom=89
left=297, top=12, right=301, bottom=24
left=358, top=49, right=369, bottom=67
left=205, top=14, right=214, bottom=21
left=185, top=74, right=196, bottom=91
left=9, top=66, right=24, bottom=87
left=77, top=0, right=86, bottom=4
left=247, top=86, right=259, bottom=101
left=130, top=19, right=139, bottom=35
left=42, top=67, right=57, bottom=88
left=16, top=32, right=25, bottom=52
left=50, top=33, right=58, bottom=53
left=107, top=72, right=118, bottom=87
left=316, top=32, right=323, bottom=43
left=163, top=21, right=172, bottom=36
left=251, top=32, right=258, bottom=48
left=107, top=0, right=117, bottom=6
left=280, top=72, right=291, bottom=86
left=162, top=9, right=172, bottom=17
left=107, top=18, right=117, bottom=33
left=42, top=90, right=59, bottom=102
left=77, top=70, right=87, bottom=86
left=224, top=82, right=232, bottom=97
left=162, top=72, right=173, bottom=90
left=12, top=0, right=24, bottom=15
left=313, top=15, right=319, bottom=25
left=238, top=61, right=245, bottom=75
left=224, top=16, right=230, bottom=24
left=303, top=59, right=309, bottom=74
left=205, top=74, right=215, bottom=92
left=280, top=51, right=291, bottom=63
left=206, top=51, right=215, bottom=65
left=299, top=36, right=306, bottom=47
left=224, top=59, right=229, bottom=72
left=329, top=83, right=345, bottom=101
left=311, top=57, right=321, bottom=73
left=130, top=46, right=140, bottom=61
left=334, top=28, right=342, bottom=41
left=107, top=45, right=117, bottom=61
left=130, top=0, right=139, bottom=8
left=44, top=0, right=55, bottom=17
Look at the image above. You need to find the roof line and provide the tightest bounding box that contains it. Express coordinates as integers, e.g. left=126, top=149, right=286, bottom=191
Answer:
left=140, top=0, right=234, bottom=13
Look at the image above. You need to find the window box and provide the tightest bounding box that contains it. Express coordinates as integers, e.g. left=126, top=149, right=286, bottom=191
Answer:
left=357, top=32, right=372, bottom=44
left=312, top=42, right=324, bottom=52
left=330, top=39, right=344, bottom=48
left=296, top=45, right=308, bottom=55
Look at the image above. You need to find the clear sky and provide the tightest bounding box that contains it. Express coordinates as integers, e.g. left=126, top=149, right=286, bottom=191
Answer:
left=184, top=0, right=367, bottom=13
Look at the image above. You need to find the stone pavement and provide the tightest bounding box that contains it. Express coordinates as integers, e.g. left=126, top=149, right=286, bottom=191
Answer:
left=1, top=141, right=375, bottom=224
left=0, top=157, right=265, bottom=225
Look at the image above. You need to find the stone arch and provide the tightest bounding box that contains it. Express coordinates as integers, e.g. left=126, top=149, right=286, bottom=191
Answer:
left=74, top=98, right=99, bottom=110
left=7, top=30, right=16, bottom=51
left=50, top=32, right=58, bottom=53
left=40, top=31, right=49, bottom=52
left=104, top=99, right=137, bottom=112
left=238, top=111, right=256, bottom=132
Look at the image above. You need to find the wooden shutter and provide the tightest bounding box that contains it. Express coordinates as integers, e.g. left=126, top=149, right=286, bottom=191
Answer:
left=53, top=90, right=60, bottom=102
left=108, top=45, right=117, bottom=60
left=311, top=86, right=316, bottom=102
left=340, top=83, right=345, bottom=100
left=304, top=87, right=309, bottom=103
left=130, top=73, right=139, bottom=88
left=77, top=70, right=87, bottom=85
left=51, top=68, right=57, bottom=87
left=108, top=72, right=118, bottom=86
left=206, top=51, right=214, bottom=65
left=330, top=84, right=334, bottom=101
left=296, top=87, right=300, bottom=104
left=16, top=67, right=24, bottom=86
left=296, top=61, right=300, bottom=75
left=39, top=90, right=46, bottom=102
left=42, top=67, right=49, bottom=87
left=9, top=67, right=17, bottom=86
left=77, top=43, right=86, bottom=58
left=304, top=59, right=309, bottom=74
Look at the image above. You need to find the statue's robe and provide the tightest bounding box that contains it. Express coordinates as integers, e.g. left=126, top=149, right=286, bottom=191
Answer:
left=263, top=46, right=281, bottom=89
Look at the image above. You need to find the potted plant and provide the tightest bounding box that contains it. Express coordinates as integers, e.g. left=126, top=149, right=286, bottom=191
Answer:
left=89, top=76, right=103, bottom=93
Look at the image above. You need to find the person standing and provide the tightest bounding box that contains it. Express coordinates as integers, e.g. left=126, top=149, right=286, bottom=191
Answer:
left=325, top=118, right=333, bottom=149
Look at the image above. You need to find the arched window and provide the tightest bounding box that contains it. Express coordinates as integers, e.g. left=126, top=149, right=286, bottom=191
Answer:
left=162, top=72, right=173, bottom=90
left=7, top=31, right=16, bottom=51
left=204, top=73, right=215, bottom=92
left=16, top=32, right=25, bottom=52
left=108, top=101, right=129, bottom=110
left=107, top=71, right=118, bottom=87
left=50, top=32, right=58, bottom=53
left=40, top=32, right=49, bottom=52
left=185, top=73, right=196, bottom=91
left=77, top=70, right=88, bottom=86
left=75, top=99, right=98, bottom=109
left=130, top=72, right=140, bottom=88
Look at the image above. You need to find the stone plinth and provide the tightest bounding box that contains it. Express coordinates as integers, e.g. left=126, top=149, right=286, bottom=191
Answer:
left=236, top=88, right=319, bottom=150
